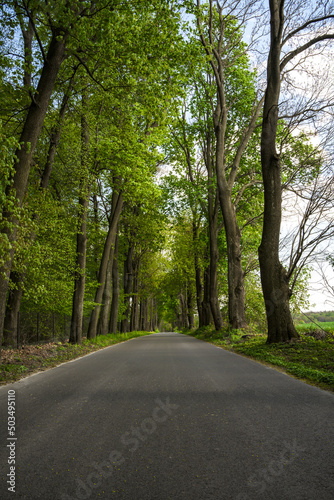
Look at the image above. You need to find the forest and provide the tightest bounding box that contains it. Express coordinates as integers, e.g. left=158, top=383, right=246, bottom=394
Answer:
left=0, top=0, right=333, bottom=358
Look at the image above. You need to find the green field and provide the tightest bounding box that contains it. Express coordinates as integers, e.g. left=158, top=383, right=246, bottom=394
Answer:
left=296, top=321, right=334, bottom=335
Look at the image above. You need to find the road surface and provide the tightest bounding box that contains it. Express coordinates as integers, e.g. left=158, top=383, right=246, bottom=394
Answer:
left=0, top=332, right=333, bottom=499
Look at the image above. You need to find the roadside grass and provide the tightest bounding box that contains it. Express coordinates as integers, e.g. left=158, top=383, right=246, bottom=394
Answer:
left=296, top=321, right=334, bottom=335
left=184, top=323, right=334, bottom=392
left=0, top=331, right=154, bottom=386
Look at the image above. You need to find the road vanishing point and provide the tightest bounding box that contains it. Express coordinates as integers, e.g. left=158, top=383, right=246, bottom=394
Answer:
left=0, top=332, right=333, bottom=499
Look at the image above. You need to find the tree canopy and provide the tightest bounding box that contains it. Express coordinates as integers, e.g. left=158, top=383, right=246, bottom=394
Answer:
left=0, top=0, right=333, bottom=355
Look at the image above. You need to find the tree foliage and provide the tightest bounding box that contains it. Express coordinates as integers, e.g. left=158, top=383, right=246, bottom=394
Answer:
left=0, top=0, right=333, bottom=355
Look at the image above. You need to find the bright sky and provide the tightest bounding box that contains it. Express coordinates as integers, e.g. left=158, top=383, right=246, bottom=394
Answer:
left=307, top=267, right=334, bottom=312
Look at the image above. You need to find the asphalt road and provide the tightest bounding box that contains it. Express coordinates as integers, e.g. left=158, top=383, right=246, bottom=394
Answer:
left=0, top=332, right=333, bottom=500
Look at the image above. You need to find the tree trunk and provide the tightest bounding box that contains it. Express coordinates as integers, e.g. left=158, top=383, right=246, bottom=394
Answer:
left=187, top=284, right=195, bottom=329
left=2, top=273, right=24, bottom=347
left=215, top=124, right=247, bottom=329
left=69, top=91, right=90, bottom=344
left=208, top=203, right=224, bottom=330
left=140, top=298, right=149, bottom=331
left=206, top=136, right=224, bottom=330
left=179, top=293, right=188, bottom=329
left=97, top=248, right=113, bottom=335
left=69, top=188, right=90, bottom=344
left=220, top=193, right=247, bottom=329
left=0, top=33, right=67, bottom=353
left=130, top=259, right=140, bottom=332
left=87, top=190, right=123, bottom=339
left=202, top=261, right=212, bottom=326
left=3, top=75, right=74, bottom=345
left=193, top=221, right=204, bottom=327
left=259, top=0, right=299, bottom=343
left=121, top=243, right=134, bottom=333
left=109, top=229, right=120, bottom=334
left=152, top=299, right=158, bottom=331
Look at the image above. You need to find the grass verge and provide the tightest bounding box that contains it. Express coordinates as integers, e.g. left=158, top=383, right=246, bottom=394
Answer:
left=184, top=326, right=334, bottom=393
left=0, top=331, right=154, bottom=386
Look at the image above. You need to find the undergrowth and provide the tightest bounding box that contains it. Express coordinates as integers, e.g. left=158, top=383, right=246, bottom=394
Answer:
left=0, top=331, right=154, bottom=385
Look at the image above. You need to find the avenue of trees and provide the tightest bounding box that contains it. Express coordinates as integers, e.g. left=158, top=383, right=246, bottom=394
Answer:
left=0, top=0, right=333, bottom=357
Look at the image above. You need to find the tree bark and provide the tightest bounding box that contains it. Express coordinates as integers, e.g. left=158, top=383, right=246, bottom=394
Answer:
left=140, top=298, right=149, bottom=331
left=202, top=261, right=212, bottom=326
left=121, top=243, right=134, bottom=333
left=0, top=32, right=67, bottom=353
left=130, top=258, right=140, bottom=332
left=97, top=247, right=113, bottom=335
left=69, top=188, right=90, bottom=344
left=187, top=283, right=195, bottom=329
left=192, top=220, right=204, bottom=327
left=205, top=133, right=224, bottom=330
left=69, top=91, right=90, bottom=344
left=214, top=115, right=247, bottom=329
left=220, top=190, right=247, bottom=329
left=2, top=274, right=24, bottom=347
left=87, top=190, right=123, bottom=339
left=258, top=0, right=299, bottom=343
left=109, top=229, right=120, bottom=334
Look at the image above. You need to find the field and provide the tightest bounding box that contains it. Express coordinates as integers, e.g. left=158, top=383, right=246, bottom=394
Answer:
left=296, top=321, right=334, bottom=335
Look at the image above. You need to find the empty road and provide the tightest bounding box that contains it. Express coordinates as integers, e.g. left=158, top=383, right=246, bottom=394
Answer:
left=0, top=332, right=333, bottom=499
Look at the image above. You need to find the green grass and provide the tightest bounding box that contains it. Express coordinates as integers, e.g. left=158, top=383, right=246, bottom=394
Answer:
left=184, top=326, right=334, bottom=392
left=0, top=331, right=154, bottom=385
left=296, top=321, right=334, bottom=334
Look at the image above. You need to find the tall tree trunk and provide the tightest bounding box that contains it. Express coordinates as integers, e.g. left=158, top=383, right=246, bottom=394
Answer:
left=206, top=134, right=224, bottom=330
left=87, top=190, right=123, bottom=339
left=140, top=298, right=149, bottom=331
left=2, top=275, right=24, bottom=347
left=215, top=124, right=247, bottom=329
left=208, top=197, right=224, bottom=330
left=69, top=91, right=90, bottom=344
left=179, top=293, right=188, bottom=329
left=130, top=259, right=140, bottom=332
left=69, top=187, right=90, bottom=344
left=3, top=74, right=74, bottom=346
left=121, top=244, right=134, bottom=333
left=0, top=32, right=67, bottom=353
left=97, top=248, right=113, bottom=335
left=219, top=191, right=247, bottom=329
left=193, top=221, right=204, bottom=327
left=202, top=261, right=212, bottom=326
left=187, top=284, right=195, bottom=329
left=152, top=299, right=158, bottom=331
left=109, top=229, right=120, bottom=334
left=259, top=0, right=298, bottom=343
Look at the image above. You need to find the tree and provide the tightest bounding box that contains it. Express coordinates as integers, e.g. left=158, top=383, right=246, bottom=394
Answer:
left=0, top=0, right=125, bottom=355
left=69, top=89, right=91, bottom=344
left=3, top=68, right=77, bottom=347
left=194, top=0, right=264, bottom=329
left=259, top=0, right=334, bottom=343
left=0, top=1, right=77, bottom=349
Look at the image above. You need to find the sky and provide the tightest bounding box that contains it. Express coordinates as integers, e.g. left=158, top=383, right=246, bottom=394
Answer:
left=306, top=267, right=334, bottom=312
